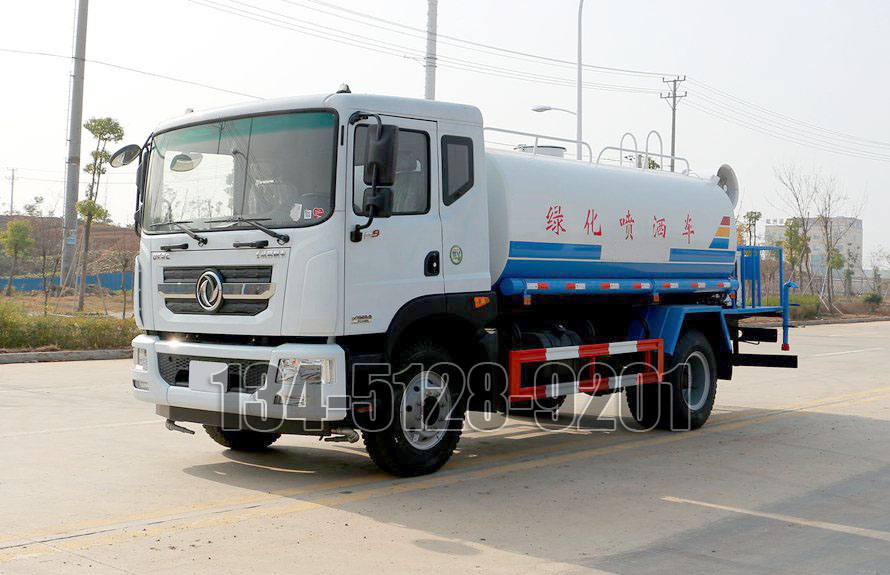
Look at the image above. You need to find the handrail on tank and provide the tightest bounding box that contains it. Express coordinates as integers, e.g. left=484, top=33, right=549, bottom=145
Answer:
left=644, top=130, right=663, bottom=170
left=597, top=131, right=691, bottom=173
left=596, top=147, right=691, bottom=173
left=483, top=127, right=594, bottom=163
left=618, top=132, right=638, bottom=168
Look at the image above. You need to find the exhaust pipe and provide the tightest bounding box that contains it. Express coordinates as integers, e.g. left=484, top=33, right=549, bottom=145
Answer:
left=165, top=419, right=195, bottom=435
left=324, top=427, right=359, bottom=443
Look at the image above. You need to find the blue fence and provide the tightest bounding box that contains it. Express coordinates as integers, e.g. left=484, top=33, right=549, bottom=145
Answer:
left=0, top=271, right=133, bottom=292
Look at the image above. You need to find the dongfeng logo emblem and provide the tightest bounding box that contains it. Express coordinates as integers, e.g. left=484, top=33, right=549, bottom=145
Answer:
left=195, top=270, right=224, bottom=312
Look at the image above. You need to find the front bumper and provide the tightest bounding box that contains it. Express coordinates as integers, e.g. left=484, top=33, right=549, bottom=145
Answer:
left=131, top=334, right=348, bottom=422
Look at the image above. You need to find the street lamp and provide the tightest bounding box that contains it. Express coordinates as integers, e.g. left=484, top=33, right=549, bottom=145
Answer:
left=532, top=0, right=585, bottom=161
left=531, top=105, right=576, bottom=115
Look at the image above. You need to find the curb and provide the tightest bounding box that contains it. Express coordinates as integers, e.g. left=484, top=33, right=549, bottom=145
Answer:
left=0, top=349, right=132, bottom=365
left=753, top=317, right=890, bottom=328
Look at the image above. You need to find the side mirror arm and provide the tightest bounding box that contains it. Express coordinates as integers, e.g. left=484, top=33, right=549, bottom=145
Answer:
left=351, top=165, right=378, bottom=243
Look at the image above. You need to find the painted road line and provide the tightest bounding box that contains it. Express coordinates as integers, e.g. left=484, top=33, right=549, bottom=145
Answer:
left=661, top=496, right=890, bottom=543
left=6, top=384, right=890, bottom=553
left=811, top=347, right=884, bottom=358
left=0, top=420, right=160, bottom=439
left=5, top=386, right=890, bottom=563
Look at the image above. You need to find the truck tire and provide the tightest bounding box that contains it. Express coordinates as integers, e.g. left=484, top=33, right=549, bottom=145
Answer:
left=362, top=340, right=465, bottom=477
left=203, top=425, right=281, bottom=451
left=625, top=329, right=717, bottom=431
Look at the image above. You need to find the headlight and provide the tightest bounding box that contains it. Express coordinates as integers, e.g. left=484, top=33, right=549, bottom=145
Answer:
left=276, top=358, right=333, bottom=385
left=133, top=347, right=148, bottom=370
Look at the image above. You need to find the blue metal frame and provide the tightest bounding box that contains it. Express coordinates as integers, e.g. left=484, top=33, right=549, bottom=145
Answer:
left=625, top=246, right=798, bottom=355
left=735, top=245, right=797, bottom=349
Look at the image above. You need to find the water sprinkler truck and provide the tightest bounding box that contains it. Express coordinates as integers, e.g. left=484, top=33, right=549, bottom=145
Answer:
left=115, top=89, right=797, bottom=476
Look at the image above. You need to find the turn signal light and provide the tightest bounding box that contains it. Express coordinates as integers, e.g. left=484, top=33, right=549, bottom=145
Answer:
left=473, top=296, right=490, bottom=309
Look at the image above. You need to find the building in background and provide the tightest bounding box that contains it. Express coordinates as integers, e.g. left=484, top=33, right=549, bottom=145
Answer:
left=763, top=217, right=863, bottom=273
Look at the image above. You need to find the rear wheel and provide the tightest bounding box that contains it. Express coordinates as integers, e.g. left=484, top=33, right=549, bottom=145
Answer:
left=363, top=340, right=465, bottom=477
left=626, top=329, right=717, bottom=430
left=203, top=425, right=281, bottom=451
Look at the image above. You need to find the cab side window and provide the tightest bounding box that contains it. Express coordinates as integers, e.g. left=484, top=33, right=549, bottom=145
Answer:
left=353, top=126, right=430, bottom=215
left=441, top=136, right=474, bottom=206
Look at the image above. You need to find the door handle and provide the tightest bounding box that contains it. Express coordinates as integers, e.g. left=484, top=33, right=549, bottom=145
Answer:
left=424, top=251, right=440, bottom=277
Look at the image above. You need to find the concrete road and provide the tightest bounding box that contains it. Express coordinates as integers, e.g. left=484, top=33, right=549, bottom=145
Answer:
left=1, top=322, right=889, bottom=574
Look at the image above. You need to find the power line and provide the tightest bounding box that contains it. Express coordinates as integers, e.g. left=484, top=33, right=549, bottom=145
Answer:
left=685, top=100, right=890, bottom=163
left=293, top=0, right=675, bottom=78
left=687, top=88, right=890, bottom=153
left=688, top=77, right=890, bottom=149
left=188, top=0, right=663, bottom=94
left=0, top=47, right=263, bottom=99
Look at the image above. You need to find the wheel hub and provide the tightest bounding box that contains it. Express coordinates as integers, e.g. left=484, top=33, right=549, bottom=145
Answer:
left=400, top=371, right=452, bottom=450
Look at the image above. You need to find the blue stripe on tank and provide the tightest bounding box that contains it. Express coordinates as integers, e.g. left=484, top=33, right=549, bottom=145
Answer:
left=508, top=241, right=602, bottom=260
left=501, top=259, right=734, bottom=280
left=708, top=237, right=730, bottom=249
left=669, top=248, right=735, bottom=263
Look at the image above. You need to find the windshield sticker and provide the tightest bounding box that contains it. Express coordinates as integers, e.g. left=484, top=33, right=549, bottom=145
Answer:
left=313, top=207, right=325, bottom=219
left=304, top=209, right=312, bottom=220
left=290, top=203, right=303, bottom=222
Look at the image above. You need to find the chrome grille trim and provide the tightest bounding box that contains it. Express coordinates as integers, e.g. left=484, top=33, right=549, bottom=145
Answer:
left=158, top=282, right=276, bottom=300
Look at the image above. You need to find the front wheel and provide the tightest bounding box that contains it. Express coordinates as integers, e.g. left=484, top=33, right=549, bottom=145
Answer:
left=362, top=340, right=465, bottom=477
left=626, top=329, right=717, bottom=430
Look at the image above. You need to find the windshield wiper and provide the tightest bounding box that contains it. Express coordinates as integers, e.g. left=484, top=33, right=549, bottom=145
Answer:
left=148, top=220, right=208, bottom=246
left=206, top=217, right=290, bottom=245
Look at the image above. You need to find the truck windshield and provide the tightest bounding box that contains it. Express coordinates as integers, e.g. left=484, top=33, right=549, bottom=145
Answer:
left=144, top=111, right=337, bottom=233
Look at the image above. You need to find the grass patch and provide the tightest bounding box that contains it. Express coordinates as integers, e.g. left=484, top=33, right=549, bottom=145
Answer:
left=762, top=294, right=822, bottom=320
left=0, top=301, right=140, bottom=350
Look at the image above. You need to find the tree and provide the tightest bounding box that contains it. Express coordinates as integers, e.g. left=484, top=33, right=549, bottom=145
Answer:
left=781, top=218, right=805, bottom=284
left=742, top=211, right=762, bottom=246
left=774, top=163, right=817, bottom=293
left=108, top=235, right=139, bottom=319
left=76, top=117, right=124, bottom=311
left=23, top=196, right=63, bottom=314
left=814, top=174, right=863, bottom=312
left=1, top=220, right=35, bottom=296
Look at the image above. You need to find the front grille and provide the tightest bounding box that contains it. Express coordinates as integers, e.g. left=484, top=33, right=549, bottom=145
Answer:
left=157, top=353, right=269, bottom=392
left=163, top=266, right=273, bottom=283
left=161, top=266, right=273, bottom=316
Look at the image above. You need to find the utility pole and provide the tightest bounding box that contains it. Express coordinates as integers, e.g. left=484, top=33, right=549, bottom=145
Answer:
left=660, top=75, right=686, bottom=172
left=61, top=0, right=89, bottom=287
left=7, top=169, right=14, bottom=215
left=423, top=0, right=438, bottom=100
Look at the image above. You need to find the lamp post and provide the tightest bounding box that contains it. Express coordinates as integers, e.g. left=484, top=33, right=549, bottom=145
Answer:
left=532, top=0, right=585, bottom=161
left=576, top=0, right=585, bottom=161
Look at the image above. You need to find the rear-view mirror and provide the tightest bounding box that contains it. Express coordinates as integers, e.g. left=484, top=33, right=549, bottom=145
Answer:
left=363, top=124, right=399, bottom=187
left=362, top=187, right=393, bottom=218
left=110, top=144, right=142, bottom=168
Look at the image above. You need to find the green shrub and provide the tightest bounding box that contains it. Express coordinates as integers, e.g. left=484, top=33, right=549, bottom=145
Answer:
left=762, top=294, right=822, bottom=320
left=863, top=292, right=883, bottom=307
left=0, top=301, right=140, bottom=350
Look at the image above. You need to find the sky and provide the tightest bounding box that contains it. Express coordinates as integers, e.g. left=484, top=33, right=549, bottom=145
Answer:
left=1, top=0, right=889, bottom=262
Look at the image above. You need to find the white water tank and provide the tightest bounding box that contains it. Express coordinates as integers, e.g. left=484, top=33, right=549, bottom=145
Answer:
left=485, top=150, right=738, bottom=289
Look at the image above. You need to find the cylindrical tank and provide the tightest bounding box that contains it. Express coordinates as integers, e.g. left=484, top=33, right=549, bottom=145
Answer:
left=486, top=150, right=738, bottom=288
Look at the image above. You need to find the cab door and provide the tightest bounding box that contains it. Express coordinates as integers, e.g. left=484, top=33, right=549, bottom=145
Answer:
left=344, top=117, right=443, bottom=335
